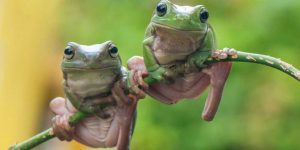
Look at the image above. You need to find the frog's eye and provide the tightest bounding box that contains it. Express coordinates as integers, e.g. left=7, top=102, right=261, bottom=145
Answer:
left=109, top=46, right=118, bottom=58
left=156, top=3, right=167, bottom=17
left=64, top=46, right=74, bottom=59
left=200, top=9, right=209, bottom=23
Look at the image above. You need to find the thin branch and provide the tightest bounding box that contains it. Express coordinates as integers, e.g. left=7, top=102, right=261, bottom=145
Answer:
left=204, top=51, right=300, bottom=81
left=10, top=50, right=300, bottom=150
left=9, top=112, right=90, bottom=150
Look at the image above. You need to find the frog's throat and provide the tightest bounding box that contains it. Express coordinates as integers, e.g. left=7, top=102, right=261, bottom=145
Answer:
left=151, top=22, right=208, bottom=32
left=64, top=86, right=114, bottom=114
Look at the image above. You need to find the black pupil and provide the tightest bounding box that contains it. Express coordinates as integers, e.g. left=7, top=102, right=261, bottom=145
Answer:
left=110, top=47, right=118, bottom=54
left=64, top=48, right=73, bottom=55
left=200, top=10, right=209, bottom=22
left=157, top=3, right=167, bottom=14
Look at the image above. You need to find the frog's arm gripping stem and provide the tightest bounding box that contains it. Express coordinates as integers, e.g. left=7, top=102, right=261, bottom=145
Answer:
left=9, top=49, right=300, bottom=150
left=145, top=49, right=300, bottom=83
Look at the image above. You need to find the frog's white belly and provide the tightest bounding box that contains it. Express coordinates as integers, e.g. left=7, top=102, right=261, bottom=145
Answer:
left=66, top=71, right=117, bottom=97
left=75, top=107, right=120, bottom=148
left=151, top=25, right=205, bottom=65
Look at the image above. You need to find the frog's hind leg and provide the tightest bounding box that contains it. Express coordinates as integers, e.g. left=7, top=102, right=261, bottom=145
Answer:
left=201, top=62, right=232, bottom=121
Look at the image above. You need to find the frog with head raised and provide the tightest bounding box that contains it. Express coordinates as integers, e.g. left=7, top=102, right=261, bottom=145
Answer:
left=50, top=41, right=144, bottom=150
left=129, top=0, right=233, bottom=121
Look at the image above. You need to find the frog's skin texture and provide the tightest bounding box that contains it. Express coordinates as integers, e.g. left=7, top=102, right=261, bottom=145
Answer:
left=137, top=0, right=232, bottom=121
left=51, top=41, right=141, bottom=150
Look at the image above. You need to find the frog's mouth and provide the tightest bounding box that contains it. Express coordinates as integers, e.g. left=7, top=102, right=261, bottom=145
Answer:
left=151, top=22, right=208, bottom=33
left=62, top=66, right=120, bottom=71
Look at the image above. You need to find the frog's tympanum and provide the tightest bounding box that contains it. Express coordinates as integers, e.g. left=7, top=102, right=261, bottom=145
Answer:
left=50, top=41, right=144, bottom=150
left=129, top=0, right=232, bottom=121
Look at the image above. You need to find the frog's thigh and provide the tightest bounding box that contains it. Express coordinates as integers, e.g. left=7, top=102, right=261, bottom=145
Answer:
left=116, top=114, right=134, bottom=150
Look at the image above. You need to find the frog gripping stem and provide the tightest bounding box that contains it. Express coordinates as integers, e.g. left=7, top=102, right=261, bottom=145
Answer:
left=10, top=49, right=300, bottom=150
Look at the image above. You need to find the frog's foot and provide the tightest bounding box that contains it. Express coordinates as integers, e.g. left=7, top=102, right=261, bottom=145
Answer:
left=128, top=69, right=148, bottom=100
left=127, top=56, right=149, bottom=99
left=50, top=97, right=75, bottom=141
left=212, top=48, right=237, bottom=60
left=52, top=114, right=74, bottom=141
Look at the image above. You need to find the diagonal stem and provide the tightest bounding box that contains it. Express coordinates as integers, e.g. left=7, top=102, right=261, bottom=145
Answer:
left=9, top=112, right=90, bottom=150
left=9, top=50, right=300, bottom=150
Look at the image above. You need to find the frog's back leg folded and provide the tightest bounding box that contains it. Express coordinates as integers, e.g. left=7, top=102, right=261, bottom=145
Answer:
left=128, top=56, right=232, bottom=121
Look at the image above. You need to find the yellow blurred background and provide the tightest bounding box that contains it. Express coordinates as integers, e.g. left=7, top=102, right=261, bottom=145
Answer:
left=0, top=0, right=84, bottom=149
left=0, top=0, right=300, bottom=150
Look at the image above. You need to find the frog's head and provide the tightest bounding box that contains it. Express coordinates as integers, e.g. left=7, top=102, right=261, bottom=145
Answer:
left=151, top=0, right=209, bottom=31
left=61, top=41, right=122, bottom=71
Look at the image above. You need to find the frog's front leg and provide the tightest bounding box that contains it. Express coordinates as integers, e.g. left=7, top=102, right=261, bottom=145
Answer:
left=186, top=50, right=211, bottom=71
left=50, top=97, right=77, bottom=141
left=143, top=36, right=167, bottom=82
left=186, top=27, right=216, bottom=70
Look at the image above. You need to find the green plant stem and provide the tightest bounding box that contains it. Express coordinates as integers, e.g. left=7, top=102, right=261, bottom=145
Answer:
left=10, top=50, right=300, bottom=150
left=9, top=111, right=90, bottom=150
left=204, top=51, right=300, bottom=81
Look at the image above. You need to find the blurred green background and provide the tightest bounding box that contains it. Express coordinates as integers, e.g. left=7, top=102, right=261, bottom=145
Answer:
left=1, top=0, right=300, bottom=149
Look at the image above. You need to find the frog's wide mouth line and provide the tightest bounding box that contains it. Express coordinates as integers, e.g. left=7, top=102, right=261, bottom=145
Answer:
left=151, top=22, right=208, bottom=32
left=62, top=66, right=120, bottom=71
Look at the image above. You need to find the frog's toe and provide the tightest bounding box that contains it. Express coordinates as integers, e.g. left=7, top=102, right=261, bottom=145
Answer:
left=52, top=115, right=74, bottom=141
left=137, top=70, right=149, bottom=90
left=129, top=84, right=146, bottom=99
left=212, top=50, right=228, bottom=60
left=223, top=48, right=237, bottom=57
left=219, top=52, right=228, bottom=59
left=128, top=70, right=147, bottom=99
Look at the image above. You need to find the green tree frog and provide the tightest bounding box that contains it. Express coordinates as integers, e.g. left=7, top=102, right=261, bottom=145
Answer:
left=129, top=0, right=233, bottom=121
left=50, top=41, right=144, bottom=150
